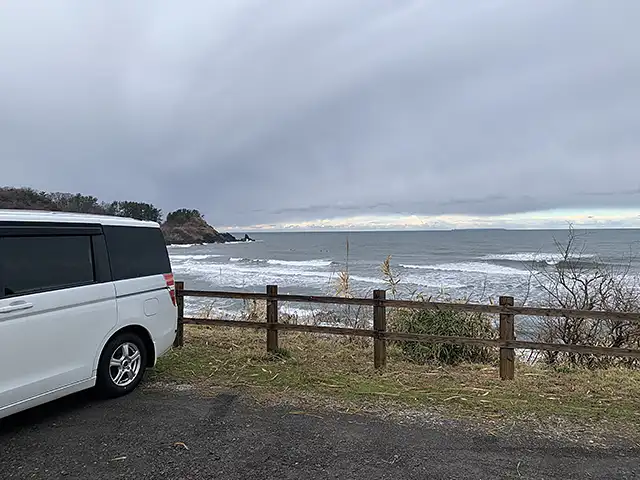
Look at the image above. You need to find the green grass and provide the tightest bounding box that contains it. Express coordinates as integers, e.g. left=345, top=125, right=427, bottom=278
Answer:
left=151, top=326, right=640, bottom=437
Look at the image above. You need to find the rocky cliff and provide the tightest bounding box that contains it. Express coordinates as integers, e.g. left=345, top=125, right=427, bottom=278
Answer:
left=160, top=210, right=253, bottom=245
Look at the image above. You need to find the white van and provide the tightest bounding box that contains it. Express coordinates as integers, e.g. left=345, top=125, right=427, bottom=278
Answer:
left=0, top=210, right=177, bottom=419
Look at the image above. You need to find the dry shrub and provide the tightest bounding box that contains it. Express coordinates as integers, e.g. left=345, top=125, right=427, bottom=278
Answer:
left=529, top=227, right=640, bottom=368
left=390, top=306, right=497, bottom=365
left=382, top=256, right=497, bottom=365
left=330, top=237, right=371, bottom=331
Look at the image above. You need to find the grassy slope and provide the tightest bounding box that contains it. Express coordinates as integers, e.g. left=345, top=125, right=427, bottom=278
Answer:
left=151, top=326, right=640, bottom=440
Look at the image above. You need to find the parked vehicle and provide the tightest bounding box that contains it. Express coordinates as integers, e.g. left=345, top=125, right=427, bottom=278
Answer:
left=0, top=210, right=177, bottom=419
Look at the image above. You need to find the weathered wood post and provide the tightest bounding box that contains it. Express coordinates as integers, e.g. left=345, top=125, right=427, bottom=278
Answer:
left=499, top=295, right=515, bottom=380
left=173, top=281, right=185, bottom=347
left=266, top=284, right=279, bottom=353
left=373, top=289, right=387, bottom=369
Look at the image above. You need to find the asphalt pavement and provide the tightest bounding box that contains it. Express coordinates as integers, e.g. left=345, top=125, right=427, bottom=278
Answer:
left=1, top=385, right=638, bottom=479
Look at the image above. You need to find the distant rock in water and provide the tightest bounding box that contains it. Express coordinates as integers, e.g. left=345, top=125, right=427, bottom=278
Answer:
left=161, top=209, right=241, bottom=245
left=243, top=233, right=255, bottom=242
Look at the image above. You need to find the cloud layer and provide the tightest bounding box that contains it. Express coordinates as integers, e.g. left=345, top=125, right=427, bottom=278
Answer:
left=1, top=1, right=639, bottom=228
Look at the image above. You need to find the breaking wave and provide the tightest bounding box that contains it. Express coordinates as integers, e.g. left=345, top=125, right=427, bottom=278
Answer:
left=167, top=243, right=197, bottom=249
left=170, top=254, right=222, bottom=261
left=399, top=262, right=529, bottom=276
left=229, top=258, right=332, bottom=267
left=481, top=252, right=596, bottom=266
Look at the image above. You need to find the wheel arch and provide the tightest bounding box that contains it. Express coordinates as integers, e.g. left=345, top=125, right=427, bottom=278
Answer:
left=94, top=325, right=156, bottom=373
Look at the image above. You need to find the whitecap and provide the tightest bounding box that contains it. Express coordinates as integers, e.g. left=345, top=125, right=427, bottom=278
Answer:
left=170, top=254, right=222, bottom=261
left=481, top=252, right=596, bottom=265
left=222, top=240, right=263, bottom=245
left=229, top=258, right=331, bottom=267
left=229, top=257, right=265, bottom=264
left=267, top=259, right=332, bottom=267
left=172, top=260, right=384, bottom=289
left=399, top=262, right=529, bottom=276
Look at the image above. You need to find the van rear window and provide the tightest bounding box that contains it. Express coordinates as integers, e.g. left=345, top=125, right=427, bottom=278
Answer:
left=103, top=226, right=171, bottom=281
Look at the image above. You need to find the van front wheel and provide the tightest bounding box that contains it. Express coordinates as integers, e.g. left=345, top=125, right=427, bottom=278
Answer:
left=96, top=333, right=148, bottom=398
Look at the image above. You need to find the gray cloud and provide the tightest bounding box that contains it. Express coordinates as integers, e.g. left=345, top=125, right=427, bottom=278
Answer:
left=1, top=0, right=640, bottom=227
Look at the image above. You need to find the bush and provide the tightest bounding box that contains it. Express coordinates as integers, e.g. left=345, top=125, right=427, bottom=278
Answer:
left=390, top=307, right=497, bottom=365
left=529, top=228, right=640, bottom=368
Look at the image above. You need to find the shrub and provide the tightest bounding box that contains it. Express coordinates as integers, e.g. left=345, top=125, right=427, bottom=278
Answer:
left=528, top=227, right=640, bottom=368
left=390, top=306, right=497, bottom=365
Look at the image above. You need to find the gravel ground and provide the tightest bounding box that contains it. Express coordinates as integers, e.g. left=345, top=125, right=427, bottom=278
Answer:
left=1, top=385, right=639, bottom=480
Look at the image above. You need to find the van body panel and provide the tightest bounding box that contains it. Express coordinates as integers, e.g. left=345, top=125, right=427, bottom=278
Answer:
left=0, top=284, right=117, bottom=409
left=0, top=379, right=96, bottom=419
left=109, top=275, right=176, bottom=367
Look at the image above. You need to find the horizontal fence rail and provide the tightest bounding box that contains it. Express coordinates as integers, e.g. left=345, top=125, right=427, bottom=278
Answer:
left=180, top=289, right=640, bottom=322
left=173, top=282, right=640, bottom=380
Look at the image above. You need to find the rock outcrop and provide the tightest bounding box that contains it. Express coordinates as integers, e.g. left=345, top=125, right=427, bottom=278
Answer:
left=160, top=209, right=253, bottom=245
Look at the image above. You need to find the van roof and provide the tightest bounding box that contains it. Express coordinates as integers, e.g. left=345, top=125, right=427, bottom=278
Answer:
left=0, top=209, right=160, bottom=228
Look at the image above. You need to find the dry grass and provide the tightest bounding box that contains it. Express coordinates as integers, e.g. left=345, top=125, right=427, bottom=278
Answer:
left=152, top=326, right=640, bottom=439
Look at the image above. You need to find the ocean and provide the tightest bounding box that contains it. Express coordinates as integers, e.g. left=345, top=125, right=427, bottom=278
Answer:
left=168, top=229, right=640, bottom=317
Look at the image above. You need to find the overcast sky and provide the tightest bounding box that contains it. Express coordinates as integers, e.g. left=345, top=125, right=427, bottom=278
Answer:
left=1, top=1, right=639, bottom=230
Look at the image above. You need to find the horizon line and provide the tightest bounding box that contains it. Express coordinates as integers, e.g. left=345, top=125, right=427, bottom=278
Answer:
left=228, top=226, right=640, bottom=234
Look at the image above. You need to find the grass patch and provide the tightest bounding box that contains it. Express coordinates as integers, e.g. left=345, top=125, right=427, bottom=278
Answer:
left=152, top=326, right=640, bottom=437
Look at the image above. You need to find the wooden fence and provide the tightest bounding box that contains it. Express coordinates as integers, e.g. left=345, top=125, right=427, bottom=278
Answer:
left=172, top=282, right=640, bottom=380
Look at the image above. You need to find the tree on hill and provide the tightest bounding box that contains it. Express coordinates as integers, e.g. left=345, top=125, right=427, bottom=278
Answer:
left=48, top=192, right=105, bottom=215
left=165, top=209, right=205, bottom=225
left=0, top=187, right=162, bottom=222
left=0, top=187, right=59, bottom=211
left=106, top=201, right=163, bottom=223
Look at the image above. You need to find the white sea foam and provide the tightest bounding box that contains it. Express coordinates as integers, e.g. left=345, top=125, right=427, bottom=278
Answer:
left=174, top=255, right=524, bottom=292
left=399, top=262, right=529, bottom=276
left=481, top=252, right=596, bottom=265
left=229, top=257, right=268, bottom=264
left=170, top=254, right=222, bottom=261
left=223, top=240, right=263, bottom=245
left=402, top=274, right=469, bottom=289
left=229, top=258, right=331, bottom=267
left=267, top=259, right=332, bottom=267
left=172, top=259, right=383, bottom=289
left=167, top=243, right=197, bottom=249
left=184, top=302, right=345, bottom=323
left=280, top=305, right=317, bottom=318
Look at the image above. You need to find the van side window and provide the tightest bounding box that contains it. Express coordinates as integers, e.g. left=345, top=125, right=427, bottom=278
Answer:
left=0, top=235, right=95, bottom=297
left=102, top=226, right=170, bottom=281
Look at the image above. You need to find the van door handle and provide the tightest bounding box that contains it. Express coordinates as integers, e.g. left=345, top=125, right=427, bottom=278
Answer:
left=0, top=302, right=34, bottom=314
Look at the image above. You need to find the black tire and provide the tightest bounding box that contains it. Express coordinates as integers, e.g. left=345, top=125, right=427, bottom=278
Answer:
left=95, top=332, right=148, bottom=399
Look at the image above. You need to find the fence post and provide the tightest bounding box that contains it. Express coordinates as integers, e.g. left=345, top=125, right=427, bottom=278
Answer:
left=373, top=289, right=387, bottom=369
left=266, top=285, right=279, bottom=354
left=499, top=295, right=515, bottom=380
left=173, top=281, right=185, bottom=348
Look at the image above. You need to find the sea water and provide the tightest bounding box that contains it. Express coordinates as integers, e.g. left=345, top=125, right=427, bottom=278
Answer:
left=169, top=229, right=640, bottom=318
